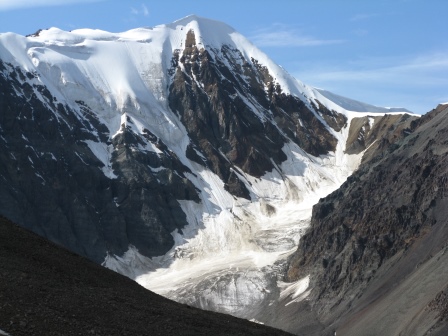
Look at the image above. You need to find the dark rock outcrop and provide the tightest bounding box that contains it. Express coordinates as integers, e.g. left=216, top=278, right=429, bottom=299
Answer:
left=286, top=104, right=448, bottom=335
left=168, top=30, right=341, bottom=193
left=0, top=60, right=197, bottom=263
left=345, top=113, right=415, bottom=160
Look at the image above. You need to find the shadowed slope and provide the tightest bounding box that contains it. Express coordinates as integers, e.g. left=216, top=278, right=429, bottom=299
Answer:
left=0, top=216, right=293, bottom=336
left=287, top=104, right=448, bottom=335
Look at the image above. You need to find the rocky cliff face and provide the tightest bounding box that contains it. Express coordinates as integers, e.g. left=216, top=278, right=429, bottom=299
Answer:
left=286, top=104, right=448, bottom=335
left=168, top=29, right=341, bottom=194
left=0, top=59, right=199, bottom=263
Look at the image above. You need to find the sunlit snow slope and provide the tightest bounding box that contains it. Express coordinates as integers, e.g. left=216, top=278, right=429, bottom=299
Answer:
left=0, top=15, right=412, bottom=326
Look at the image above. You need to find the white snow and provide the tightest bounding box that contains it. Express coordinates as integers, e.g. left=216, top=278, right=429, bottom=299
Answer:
left=149, top=166, right=165, bottom=173
left=117, top=122, right=366, bottom=318
left=35, top=172, right=46, bottom=184
left=83, top=140, right=117, bottom=179
left=0, top=329, right=10, bottom=336
left=103, top=246, right=162, bottom=279
left=249, top=319, right=265, bottom=325
left=279, top=275, right=311, bottom=306
left=132, top=136, right=360, bottom=306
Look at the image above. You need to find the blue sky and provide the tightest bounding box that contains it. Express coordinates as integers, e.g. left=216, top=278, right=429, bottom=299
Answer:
left=1, top=0, right=447, bottom=114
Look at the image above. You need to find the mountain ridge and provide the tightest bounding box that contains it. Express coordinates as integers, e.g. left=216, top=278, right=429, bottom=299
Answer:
left=0, top=15, right=418, bottom=332
left=316, top=88, right=413, bottom=113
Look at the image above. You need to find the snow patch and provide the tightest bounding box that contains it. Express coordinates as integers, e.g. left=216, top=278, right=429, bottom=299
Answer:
left=279, top=275, right=311, bottom=306
left=249, top=318, right=265, bottom=325
left=149, top=166, right=165, bottom=173
left=103, top=246, right=163, bottom=279
left=83, top=140, right=117, bottom=179
left=35, top=172, right=46, bottom=184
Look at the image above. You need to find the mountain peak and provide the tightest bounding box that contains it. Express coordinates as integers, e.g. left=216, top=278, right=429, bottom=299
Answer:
left=165, top=14, right=236, bottom=48
left=169, top=14, right=235, bottom=31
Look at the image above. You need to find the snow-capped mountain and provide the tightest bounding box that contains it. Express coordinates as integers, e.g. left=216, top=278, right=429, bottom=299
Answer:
left=0, top=15, right=415, bottom=331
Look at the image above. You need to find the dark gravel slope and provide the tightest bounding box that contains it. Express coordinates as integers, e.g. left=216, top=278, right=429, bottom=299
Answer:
left=0, top=216, right=293, bottom=336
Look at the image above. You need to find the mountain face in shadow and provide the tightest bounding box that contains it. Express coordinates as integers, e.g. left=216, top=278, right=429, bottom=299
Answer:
left=286, top=104, right=448, bottom=336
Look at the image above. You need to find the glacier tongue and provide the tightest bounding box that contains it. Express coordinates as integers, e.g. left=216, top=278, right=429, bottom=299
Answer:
left=107, top=136, right=364, bottom=321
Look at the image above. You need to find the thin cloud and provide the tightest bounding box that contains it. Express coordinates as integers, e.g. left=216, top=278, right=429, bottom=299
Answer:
left=131, top=4, right=149, bottom=17
left=142, top=4, right=149, bottom=16
left=294, top=52, right=448, bottom=113
left=350, top=13, right=379, bottom=22
left=0, top=0, right=105, bottom=11
left=250, top=24, right=344, bottom=48
left=302, top=53, right=448, bottom=86
left=353, top=29, right=369, bottom=37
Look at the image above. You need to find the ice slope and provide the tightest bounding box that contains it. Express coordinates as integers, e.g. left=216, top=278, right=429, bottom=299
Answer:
left=316, top=88, right=412, bottom=113
left=0, top=15, right=412, bottom=323
left=129, top=126, right=365, bottom=319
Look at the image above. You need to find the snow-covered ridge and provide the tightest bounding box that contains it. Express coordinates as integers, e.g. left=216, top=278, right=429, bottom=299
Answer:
left=316, top=88, right=412, bottom=114
left=0, top=14, right=410, bottom=120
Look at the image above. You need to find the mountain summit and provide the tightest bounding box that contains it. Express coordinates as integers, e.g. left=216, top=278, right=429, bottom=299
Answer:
left=0, top=16, right=416, bottom=333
